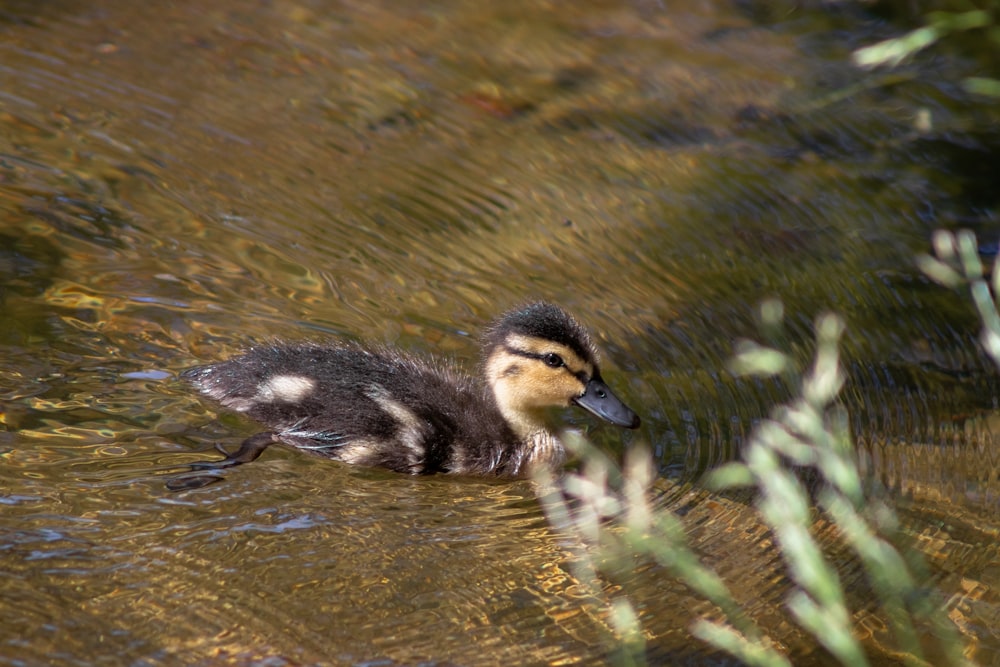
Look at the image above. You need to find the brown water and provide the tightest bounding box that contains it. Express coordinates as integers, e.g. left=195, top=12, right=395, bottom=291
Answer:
left=1, top=1, right=999, bottom=665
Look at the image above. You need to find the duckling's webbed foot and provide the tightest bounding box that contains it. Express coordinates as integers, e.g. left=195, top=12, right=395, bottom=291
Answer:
left=166, top=432, right=279, bottom=491
left=190, top=432, right=278, bottom=469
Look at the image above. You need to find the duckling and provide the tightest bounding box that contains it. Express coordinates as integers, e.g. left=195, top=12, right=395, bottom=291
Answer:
left=180, top=302, right=639, bottom=479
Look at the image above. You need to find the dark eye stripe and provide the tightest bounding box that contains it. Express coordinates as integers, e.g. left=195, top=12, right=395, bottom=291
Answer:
left=504, top=346, right=590, bottom=382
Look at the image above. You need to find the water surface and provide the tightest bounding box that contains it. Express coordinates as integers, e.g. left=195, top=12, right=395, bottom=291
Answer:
left=1, top=1, right=998, bottom=664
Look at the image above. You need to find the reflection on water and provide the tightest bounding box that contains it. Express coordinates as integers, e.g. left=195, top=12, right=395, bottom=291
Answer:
left=1, top=0, right=999, bottom=664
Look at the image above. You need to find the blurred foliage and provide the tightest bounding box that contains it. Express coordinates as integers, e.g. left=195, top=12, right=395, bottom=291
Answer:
left=854, top=2, right=1000, bottom=95
left=537, top=291, right=978, bottom=665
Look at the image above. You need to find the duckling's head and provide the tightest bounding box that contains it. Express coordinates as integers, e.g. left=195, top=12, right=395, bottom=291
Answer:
left=482, top=302, right=640, bottom=438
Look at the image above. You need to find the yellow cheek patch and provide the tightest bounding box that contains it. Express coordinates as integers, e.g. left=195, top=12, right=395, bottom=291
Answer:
left=486, top=343, right=589, bottom=410
left=519, top=366, right=586, bottom=406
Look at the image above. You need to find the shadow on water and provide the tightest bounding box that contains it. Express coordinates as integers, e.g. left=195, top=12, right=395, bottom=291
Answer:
left=1, top=0, right=999, bottom=664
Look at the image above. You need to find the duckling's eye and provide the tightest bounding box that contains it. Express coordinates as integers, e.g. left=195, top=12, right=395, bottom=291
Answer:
left=542, top=353, right=564, bottom=368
